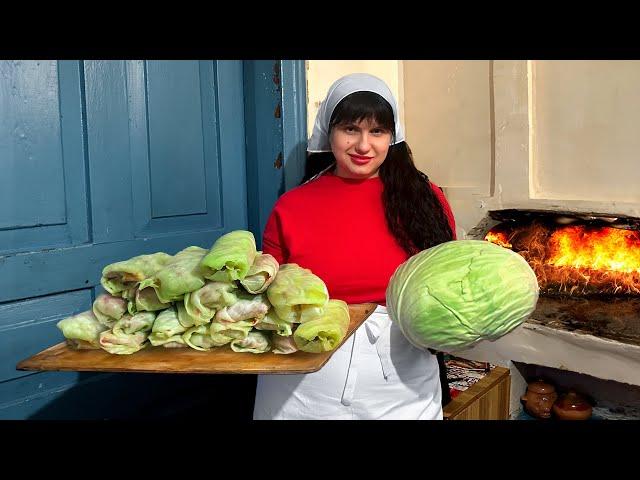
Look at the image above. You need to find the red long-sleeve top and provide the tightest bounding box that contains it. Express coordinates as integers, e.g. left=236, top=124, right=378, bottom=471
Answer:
left=262, top=172, right=457, bottom=305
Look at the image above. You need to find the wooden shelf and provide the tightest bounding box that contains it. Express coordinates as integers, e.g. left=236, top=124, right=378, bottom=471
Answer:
left=443, top=366, right=511, bottom=420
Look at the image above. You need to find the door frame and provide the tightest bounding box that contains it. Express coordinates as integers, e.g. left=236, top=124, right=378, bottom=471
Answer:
left=243, top=60, right=307, bottom=249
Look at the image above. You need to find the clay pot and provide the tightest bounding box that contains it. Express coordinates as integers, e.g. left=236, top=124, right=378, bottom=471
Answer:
left=552, top=390, right=592, bottom=421
left=521, top=380, right=558, bottom=419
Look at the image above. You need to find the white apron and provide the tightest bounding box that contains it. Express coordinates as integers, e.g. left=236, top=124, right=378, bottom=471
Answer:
left=253, top=305, right=443, bottom=420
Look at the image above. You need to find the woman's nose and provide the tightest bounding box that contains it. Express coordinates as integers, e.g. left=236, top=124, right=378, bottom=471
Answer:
left=355, top=134, right=371, bottom=153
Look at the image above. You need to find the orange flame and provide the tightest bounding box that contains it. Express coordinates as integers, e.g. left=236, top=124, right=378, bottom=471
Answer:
left=547, top=226, right=640, bottom=273
left=485, top=231, right=512, bottom=249
left=485, top=223, right=640, bottom=295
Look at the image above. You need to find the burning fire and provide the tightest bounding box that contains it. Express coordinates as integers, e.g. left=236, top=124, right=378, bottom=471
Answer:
left=485, top=222, right=640, bottom=295
left=485, top=231, right=512, bottom=249
left=548, top=226, right=640, bottom=273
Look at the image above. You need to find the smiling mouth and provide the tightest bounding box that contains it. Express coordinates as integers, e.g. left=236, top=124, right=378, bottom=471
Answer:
left=349, top=154, right=373, bottom=164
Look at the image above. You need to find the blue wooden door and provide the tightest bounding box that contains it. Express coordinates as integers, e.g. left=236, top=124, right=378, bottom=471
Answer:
left=0, top=60, right=253, bottom=419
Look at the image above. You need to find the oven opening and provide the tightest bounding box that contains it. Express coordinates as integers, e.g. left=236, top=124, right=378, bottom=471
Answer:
left=478, top=209, right=640, bottom=346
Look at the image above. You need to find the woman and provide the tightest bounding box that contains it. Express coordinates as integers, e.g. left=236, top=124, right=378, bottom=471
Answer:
left=253, top=73, right=456, bottom=420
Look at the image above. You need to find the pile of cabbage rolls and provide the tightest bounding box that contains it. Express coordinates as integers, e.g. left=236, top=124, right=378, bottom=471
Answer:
left=56, top=231, right=350, bottom=355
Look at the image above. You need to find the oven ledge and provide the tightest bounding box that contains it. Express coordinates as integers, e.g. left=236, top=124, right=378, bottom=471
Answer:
left=452, top=320, right=640, bottom=387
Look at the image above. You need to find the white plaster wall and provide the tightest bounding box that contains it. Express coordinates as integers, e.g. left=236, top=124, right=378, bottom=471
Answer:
left=530, top=61, right=640, bottom=203
left=403, top=60, right=493, bottom=192
left=402, top=60, right=640, bottom=238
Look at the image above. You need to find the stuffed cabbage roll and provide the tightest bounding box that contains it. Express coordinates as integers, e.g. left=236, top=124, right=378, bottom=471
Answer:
left=160, top=341, right=187, bottom=348
left=210, top=319, right=254, bottom=343
left=214, top=292, right=270, bottom=325
left=266, top=263, right=329, bottom=323
left=112, top=311, right=156, bottom=337
left=176, top=301, right=197, bottom=328
left=92, top=294, right=128, bottom=328
left=199, top=230, right=257, bottom=282
left=99, top=330, right=148, bottom=355
left=239, top=253, right=279, bottom=294
left=230, top=330, right=271, bottom=354
left=148, top=306, right=187, bottom=347
left=121, top=286, right=138, bottom=302
left=138, top=246, right=208, bottom=304
left=293, top=300, right=350, bottom=353
left=208, top=326, right=233, bottom=347
left=183, top=325, right=218, bottom=351
left=98, top=311, right=156, bottom=355
left=254, top=308, right=293, bottom=337
left=57, top=310, right=109, bottom=350
left=129, top=285, right=171, bottom=314
left=183, top=281, right=239, bottom=325
left=271, top=332, right=299, bottom=355
left=100, top=252, right=173, bottom=297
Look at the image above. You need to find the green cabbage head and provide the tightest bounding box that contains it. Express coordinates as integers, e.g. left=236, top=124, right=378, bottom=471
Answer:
left=386, top=240, right=539, bottom=352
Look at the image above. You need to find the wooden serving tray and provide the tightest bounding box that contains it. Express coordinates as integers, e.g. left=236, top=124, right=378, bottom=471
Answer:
left=17, top=303, right=377, bottom=375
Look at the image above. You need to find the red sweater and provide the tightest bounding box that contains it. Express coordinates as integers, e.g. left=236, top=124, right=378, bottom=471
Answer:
left=262, top=172, right=457, bottom=305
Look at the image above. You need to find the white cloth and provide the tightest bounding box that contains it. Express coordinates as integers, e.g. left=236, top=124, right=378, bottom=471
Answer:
left=253, top=305, right=442, bottom=420
left=307, top=73, right=405, bottom=153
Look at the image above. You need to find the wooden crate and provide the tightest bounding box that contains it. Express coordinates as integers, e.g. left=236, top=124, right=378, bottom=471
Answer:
left=443, top=366, right=510, bottom=420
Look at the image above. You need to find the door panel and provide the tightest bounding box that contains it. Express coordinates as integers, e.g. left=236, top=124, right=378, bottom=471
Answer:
left=0, top=289, right=91, bottom=383
left=127, top=60, right=225, bottom=236
left=0, top=60, right=88, bottom=254
left=144, top=60, right=208, bottom=218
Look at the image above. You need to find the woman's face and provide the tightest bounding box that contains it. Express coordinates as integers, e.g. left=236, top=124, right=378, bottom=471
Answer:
left=330, top=118, right=392, bottom=180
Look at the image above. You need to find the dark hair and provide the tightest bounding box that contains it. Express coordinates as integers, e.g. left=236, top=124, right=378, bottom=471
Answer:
left=302, top=91, right=453, bottom=255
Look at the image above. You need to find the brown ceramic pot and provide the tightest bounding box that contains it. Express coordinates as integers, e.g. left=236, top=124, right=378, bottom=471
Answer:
left=521, top=380, right=558, bottom=419
left=552, top=391, right=592, bottom=421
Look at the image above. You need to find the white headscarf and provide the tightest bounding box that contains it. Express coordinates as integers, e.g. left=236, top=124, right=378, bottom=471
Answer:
left=307, top=73, right=405, bottom=153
